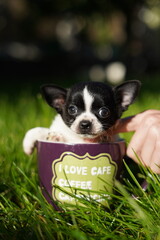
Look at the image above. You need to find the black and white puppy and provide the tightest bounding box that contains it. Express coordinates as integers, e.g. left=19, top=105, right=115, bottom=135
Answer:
left=23, top=80, right=140, bottom=155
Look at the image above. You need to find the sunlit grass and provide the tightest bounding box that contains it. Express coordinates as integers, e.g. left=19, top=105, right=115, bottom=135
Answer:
left=0, top=76, right=160, bottom=239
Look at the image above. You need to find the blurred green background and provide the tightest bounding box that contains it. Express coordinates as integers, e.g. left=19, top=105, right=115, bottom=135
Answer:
left=0, top=0, right=160, bottom=93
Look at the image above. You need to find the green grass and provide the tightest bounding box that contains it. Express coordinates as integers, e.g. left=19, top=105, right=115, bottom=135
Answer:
left=1, top=75, right=160, bottom=239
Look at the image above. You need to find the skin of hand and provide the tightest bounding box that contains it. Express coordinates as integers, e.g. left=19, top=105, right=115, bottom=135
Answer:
left=113, top=110, right=160, bottom=174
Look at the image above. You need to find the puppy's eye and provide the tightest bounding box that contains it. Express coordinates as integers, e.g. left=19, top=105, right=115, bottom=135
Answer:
left=68, top=105, right=78, bottom=115
left=98, top=107, right=110, bottom=118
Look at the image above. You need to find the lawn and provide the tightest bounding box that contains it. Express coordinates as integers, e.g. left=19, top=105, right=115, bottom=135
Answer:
left=0, top=75, right=160, bottom=239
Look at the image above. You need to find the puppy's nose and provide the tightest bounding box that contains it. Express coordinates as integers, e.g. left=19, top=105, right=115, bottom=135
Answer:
left=79, top=120, right=92, bottom=130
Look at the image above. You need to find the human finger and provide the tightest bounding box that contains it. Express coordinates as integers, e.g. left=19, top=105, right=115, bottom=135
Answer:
left=113, top=110, right=160, bottom=134
left=140, top=125, right=157, bottom=167
left=126, top=117, right=158, bottom=162
left=150, top=146, right=160, bottom=174
left=127, top=122, right=160, bottom=174
left=126, top=128, right=145, bottom=163
left=112, top=116, right=135, bottom=134
left=149, top=125, right=160, bottom=174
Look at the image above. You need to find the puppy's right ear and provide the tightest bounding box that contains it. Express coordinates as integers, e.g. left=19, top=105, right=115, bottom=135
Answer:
left=41, top=84, right=67, bottom=113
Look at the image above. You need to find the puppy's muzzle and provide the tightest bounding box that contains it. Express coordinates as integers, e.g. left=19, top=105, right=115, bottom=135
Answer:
left=79, top=120, right=92, bottom=134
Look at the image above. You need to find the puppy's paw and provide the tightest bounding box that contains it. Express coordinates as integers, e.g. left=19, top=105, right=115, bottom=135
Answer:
left=23, top=131, right=36, bottom=155
left=46, top=132, right=65, bottom=142
left=23, top=127, right=49, bottom=155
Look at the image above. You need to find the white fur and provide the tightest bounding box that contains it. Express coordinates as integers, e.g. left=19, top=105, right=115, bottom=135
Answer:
left=70, top=87, right=102, bottom=135
left=49, top=115, right=87, bottom=143
left=83, top=86, right=93, bottom=112
left=23, top=127, right=49, bottom=155
left=70, top=112, right=102, bottom=135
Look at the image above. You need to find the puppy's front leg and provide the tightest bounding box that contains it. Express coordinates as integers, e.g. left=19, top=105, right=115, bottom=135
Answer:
left=23, top=127, right=49, bottom=155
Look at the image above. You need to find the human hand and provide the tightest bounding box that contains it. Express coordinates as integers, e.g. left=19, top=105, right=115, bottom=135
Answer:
left=113, top=110, right=160, bottom=174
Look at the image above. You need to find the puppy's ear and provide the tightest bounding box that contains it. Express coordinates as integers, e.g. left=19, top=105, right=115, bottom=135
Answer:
left=114, top=80, right=141, bottom=111
left=41, top=84, right=67, bottom=113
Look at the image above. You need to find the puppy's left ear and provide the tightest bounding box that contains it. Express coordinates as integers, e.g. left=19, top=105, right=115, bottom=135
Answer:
left=41, top=84, right=68, bottom=113
left=114, top=80, right=141, bottom=111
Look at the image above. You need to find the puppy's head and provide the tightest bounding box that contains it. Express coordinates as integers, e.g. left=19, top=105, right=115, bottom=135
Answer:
left=41, top=80, right=140, bottom=138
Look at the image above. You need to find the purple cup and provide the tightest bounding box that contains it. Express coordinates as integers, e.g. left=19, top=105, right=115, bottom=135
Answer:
left=37, top=140, right=126, bottom=209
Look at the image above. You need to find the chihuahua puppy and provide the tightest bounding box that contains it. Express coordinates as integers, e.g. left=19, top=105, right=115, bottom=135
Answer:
left=23, top=80, right=140, bottom=155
